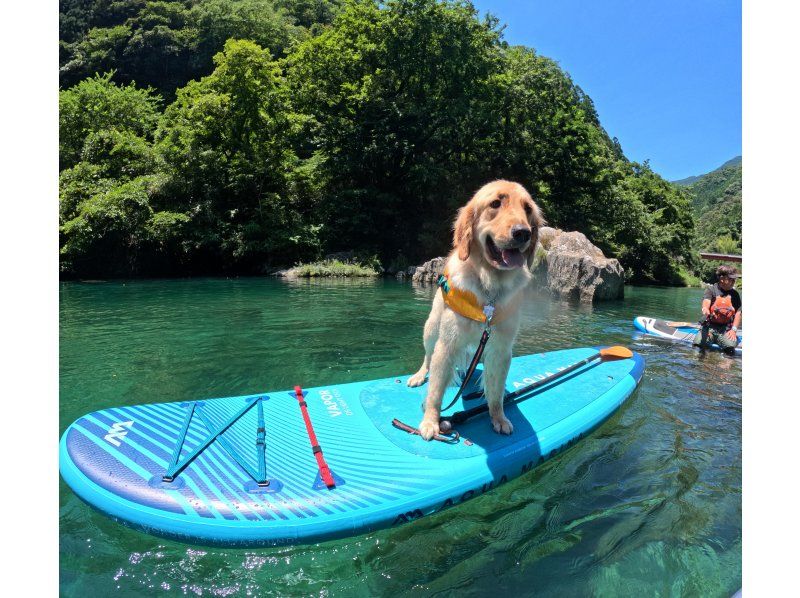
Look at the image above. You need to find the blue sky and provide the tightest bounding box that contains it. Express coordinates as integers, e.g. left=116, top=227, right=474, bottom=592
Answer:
left=471, top=0, right=742, bottom=181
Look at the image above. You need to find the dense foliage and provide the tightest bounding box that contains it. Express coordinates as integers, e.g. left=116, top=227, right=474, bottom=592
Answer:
left=686, top=163, right=742, bottom=253
left=675, top=158, right=742, bottom=282
left=59, top=0, right=698, bottom=282
left=60, top=0, right=343, bottom=99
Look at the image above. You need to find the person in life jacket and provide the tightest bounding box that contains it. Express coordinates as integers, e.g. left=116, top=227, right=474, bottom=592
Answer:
left=693, top=264, right=742, bottom=353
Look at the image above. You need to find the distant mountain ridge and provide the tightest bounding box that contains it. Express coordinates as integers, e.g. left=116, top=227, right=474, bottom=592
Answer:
left=672, top=156, right=741, bottom=186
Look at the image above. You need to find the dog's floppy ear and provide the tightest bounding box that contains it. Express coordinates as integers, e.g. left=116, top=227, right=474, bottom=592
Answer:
left=526, top=202, right=545, bottom=269
left=453, top=203, right=476, bottom=261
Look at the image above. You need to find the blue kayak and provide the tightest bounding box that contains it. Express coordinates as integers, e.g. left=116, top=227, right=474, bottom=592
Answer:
left=633, top=316, right=742, bottom=354
left=59, top=347, right=645, bottom=546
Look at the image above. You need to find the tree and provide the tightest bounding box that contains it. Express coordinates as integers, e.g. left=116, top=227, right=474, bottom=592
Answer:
left=190, top=0, right=301, bottom=67
left=59, top=162, right=116, bottom=225
left=276, top=0, right=344, bottom=30
left=59, top=73, right=161, bottom=170
left=122, top=1, right=200, bottom=95
left=607, top=162, right=696, bottom=283
left=483, top=45, right=620, bottom=234
left=60, top=176, right=193, bottom=277
left=60, top=24, right=133, bottom=85
left=60, top=0, right=343, bottom=99
left=60, top=176, right=155, bottom=275
left=156, top=39, right=313, bottom=270
left=287, top=0, right=504, bottom=260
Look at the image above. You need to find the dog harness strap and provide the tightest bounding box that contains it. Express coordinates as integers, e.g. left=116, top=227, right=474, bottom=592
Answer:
left=438, top=269, right=506, bottom=325
left=440, top=327, right=490, bottom=413
left=294, top=385, right=336, bottom=489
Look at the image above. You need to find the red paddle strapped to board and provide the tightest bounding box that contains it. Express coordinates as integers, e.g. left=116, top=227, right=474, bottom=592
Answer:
left=294, top=385, right=336, bottom=489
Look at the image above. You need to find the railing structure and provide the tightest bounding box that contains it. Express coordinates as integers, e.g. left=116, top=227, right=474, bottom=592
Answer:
left=699, top=252, right=742, bottom=263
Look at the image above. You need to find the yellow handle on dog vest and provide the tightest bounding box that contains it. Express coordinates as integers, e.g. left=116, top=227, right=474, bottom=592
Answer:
left=437, top=269, right=504, bottom=325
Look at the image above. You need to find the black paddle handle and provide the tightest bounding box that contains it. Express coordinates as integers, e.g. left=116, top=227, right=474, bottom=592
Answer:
left=444, top=351, right=602, bottom=425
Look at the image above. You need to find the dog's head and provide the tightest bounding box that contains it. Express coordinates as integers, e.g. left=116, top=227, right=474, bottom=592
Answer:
left=453, top=180, right=544, bottom=270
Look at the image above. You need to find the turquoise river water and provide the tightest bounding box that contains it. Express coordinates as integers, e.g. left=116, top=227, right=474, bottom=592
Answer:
left=59, top=278, right=741, bottom=597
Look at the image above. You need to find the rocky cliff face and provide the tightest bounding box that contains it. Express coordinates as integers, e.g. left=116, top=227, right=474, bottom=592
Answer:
left=402, top=227, right=624, bottom=303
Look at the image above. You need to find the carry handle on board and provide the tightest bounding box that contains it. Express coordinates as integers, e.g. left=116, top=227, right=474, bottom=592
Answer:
left=441, top=346, right=634, bottom=427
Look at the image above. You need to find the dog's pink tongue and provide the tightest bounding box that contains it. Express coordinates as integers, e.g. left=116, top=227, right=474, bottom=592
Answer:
left=501, top=248, right=524, bottom=268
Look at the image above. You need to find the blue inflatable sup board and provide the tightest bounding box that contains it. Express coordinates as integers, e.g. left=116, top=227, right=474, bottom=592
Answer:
left=633, top=316, right=742, bottom=354
left=59, top=347, right=645, bottom=546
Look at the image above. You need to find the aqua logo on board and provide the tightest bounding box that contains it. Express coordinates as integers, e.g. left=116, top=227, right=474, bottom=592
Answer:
left=104, top=421, right=134, bottom=447
left=511, top=368, right=563, bottom=388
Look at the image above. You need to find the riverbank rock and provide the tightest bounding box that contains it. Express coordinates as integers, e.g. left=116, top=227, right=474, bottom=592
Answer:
left=407, top=256, right=446, bottom=284
left=394, top=266, right=417, bottom=281
left=537, top=227, right=624, bottom=302
left=272, top=267, right=299, bottom=278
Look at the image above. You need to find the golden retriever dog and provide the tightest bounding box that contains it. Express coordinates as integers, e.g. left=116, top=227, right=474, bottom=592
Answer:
left=408, top=180, right=544, bottom=440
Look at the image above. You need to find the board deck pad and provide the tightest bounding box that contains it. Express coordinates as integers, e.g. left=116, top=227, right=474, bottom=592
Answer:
left=60, top=347, right=645, bottom=546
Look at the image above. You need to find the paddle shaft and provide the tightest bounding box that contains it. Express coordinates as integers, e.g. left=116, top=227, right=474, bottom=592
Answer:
left=667, top=321, right=702, bottom=329
left=667, top=319, right=742, bottom=331
left=445, top=350, right=604, bottom=425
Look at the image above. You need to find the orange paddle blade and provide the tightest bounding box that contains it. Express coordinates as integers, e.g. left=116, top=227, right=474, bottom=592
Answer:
left=599, top=345, right=633, bottom=360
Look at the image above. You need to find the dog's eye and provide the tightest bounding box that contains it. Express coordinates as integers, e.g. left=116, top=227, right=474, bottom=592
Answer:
left=490, top=199, right=502, bottom=209
left=524, top=204, right=533, bottom=215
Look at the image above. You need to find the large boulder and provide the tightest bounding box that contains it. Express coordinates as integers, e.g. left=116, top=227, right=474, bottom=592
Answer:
left=538, top=227, right=624, bottom=302
left=407, top=256, right=446, bottom=284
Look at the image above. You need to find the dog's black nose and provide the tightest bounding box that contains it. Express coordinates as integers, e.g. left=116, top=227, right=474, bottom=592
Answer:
left=511, top=225, right=531, bottom=244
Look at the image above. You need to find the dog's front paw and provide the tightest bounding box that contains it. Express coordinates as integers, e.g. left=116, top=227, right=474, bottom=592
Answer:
left=418, top=417, right=440, bottom=441
left=491, top=414, right=514, bottom=435
left=407, top=370, right=427, bottom=387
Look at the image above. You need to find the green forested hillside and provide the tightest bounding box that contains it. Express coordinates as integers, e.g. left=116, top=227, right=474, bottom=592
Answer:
left=671, top=157, right=742, bottom=282
left=59, top=0, right=696, bottom=283
left=59, top=0, right=343, bottom=99
left=680, top=158, right=742, bottom=254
